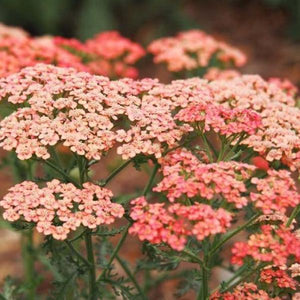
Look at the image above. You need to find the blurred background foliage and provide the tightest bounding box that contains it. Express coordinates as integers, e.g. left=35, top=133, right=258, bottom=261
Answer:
left=0, top=0, right=299, bottom=41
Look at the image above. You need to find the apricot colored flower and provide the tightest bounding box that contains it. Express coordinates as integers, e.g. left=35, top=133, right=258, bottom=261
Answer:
left=0, top=180, right=124, bottom=240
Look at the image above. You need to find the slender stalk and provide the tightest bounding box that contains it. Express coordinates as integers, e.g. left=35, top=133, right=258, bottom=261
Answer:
left=287, top=205, right=300, bottom=227
left=65, top=240, right=91, bottom=268
left=211, top=264, right=250, bottom=294
left=182, top=249, right=207, bottom=270
left=143, top=163, right=159, bottom=196
left=22, top=229, right=36, bottom=299
left=200, top=132, right=214, bottom=162
left=116, top=255, right=147, bottom=300
left=197, top=262, right=208, bottom=300
left=85, top=231, right=97, bottom=300
left=100, top=159, right=132, bottom=186
left=97, top=224, right=130, bottom=282
left=220, top=262, right=268, bottom=293
left=209, top=213, right=261, bottom=258
left=43, top=159, right=80, bottom=187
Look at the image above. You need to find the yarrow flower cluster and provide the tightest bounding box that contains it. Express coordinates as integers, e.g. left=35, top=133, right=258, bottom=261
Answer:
left=209, top=74, right=300, bottom=170
left=0, top=180, right=124, bottom=240
left=129, top=196, right=232, bottom=251
left=154, top=149, right=255, bottom=208
left=250, top=169, right=300, bottom=214
left=0, top=25, right=144, bottom=78
left=175, top=102, right=261, bottom=137
left=0, top=64, right=191, bottom=160
left=148, top=30, right=247, bottom=72
left=231, top=224, right=300, bottom=267
left=54, top=31, right=145, bottom=78
left=210, top=283, right=279, bottom=300
left=154, top=149, right=299, bottom=214
left=260, top=268, right=298, bottom=290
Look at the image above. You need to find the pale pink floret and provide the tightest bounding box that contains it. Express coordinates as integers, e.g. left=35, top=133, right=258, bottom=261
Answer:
left=0, top=180, right=124, bottom=240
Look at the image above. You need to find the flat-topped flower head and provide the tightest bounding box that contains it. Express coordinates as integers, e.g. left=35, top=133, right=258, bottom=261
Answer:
left=0, top=64, right=191, bottom=161
left=55, top=31, right=145, bottom=78
left=0, top=180, right=124, bottom=240
left=209, top=75, right=300, bottom=170
left=129, top=196, right=232, bottom=251
left=250, top=169, right=300, bottom=214
left=148, top=29, right=247, bottom=72
left=154, top=149, right=256, bottom=208
left=155, top=149, right=299, bottom=213
left=0, top=26, right=144, bottom=79
left=0, top=35, right=89, bottom=78
left=231, top=223, right=300, bottom=267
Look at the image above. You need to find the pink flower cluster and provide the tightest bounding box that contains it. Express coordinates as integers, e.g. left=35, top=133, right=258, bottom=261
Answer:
left=54, top=31, right=145, bottom=78
left=148, top=30, right=247, bottom=72
left=155, top=149, right=299, bottom=213
left=231, top=224, right=300, bottom=267
left=0, top=22, right=28, bottom=38
left=129, top=196, right=232, bottom=251
left=154, top=149, right=255, bottom=208
left=260, top=268, right=297, bottom=290
left=0, top=180, right=124, bottom=240
left=250, top=169, right=300, bottom=214
left=204, top=68, right=241, bottom=80
left=0, top=24, right=144, bottom=78
left=0, top=64, right=191, bottom=160
left=210, top=283, right=279, bottom=300
left=175, top=102, right=261, bottom=136
left=209, top=75, right=300, bottom=170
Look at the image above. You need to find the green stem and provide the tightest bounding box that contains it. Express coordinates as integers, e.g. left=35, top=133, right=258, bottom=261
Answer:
left=22, top=229, right=36, bottom=299
left=209, top=213, right=261, bottom=258
left=197, top=263, right=208, bottom=300
left=287, top=205, right=300, bottom=227
left=43, top=159, right=80, bottom=187
left=100, top=159, right=132, bottom=186
left=211, top=264, right=250, bottom=294
left=221, top=262, right=268, bottom=293
left=182, top=249, right=207, bottom=270
left=142, top=163, right=159, bottom=196
left=116, top=255, right=147, bottom=300
left=65, top=240, right=91, bottom=268
left=85, top=231, right=97, bottom=300
left=97, top=223, right=130, bottom=282
left=200, top=132, right=214, bottom=162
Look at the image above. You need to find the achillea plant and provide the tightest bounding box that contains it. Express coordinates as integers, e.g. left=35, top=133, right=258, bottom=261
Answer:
left=0, top=24, right=299, bottom=300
